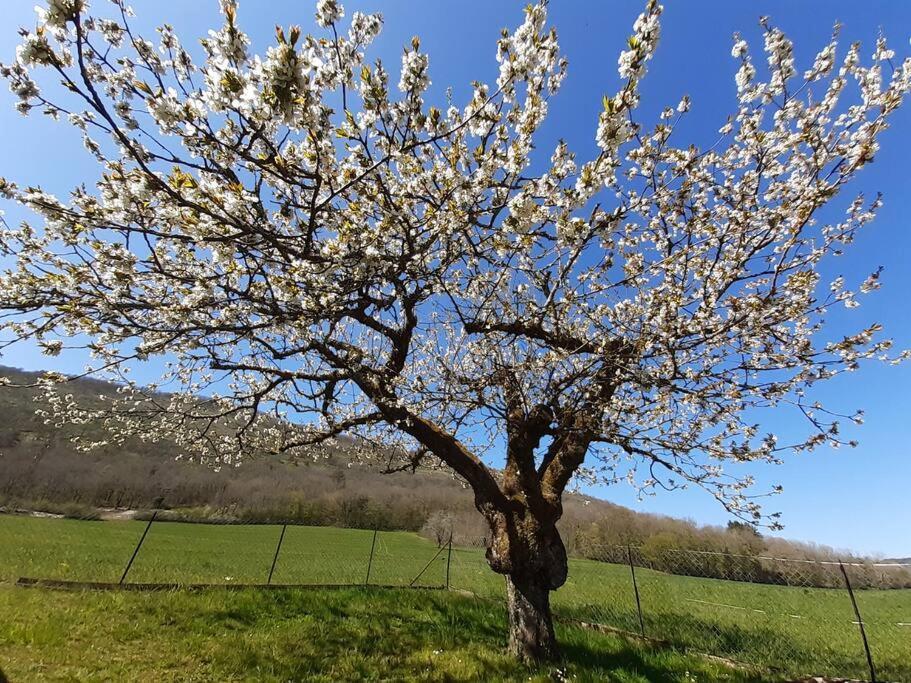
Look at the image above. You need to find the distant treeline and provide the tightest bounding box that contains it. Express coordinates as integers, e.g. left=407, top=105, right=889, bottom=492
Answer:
left=0, top=365, right=473, bottom=530
left=1, top=365, right=907, bottom=589
left=569, top=513, right=911, bottom=589
left=0, top=444, right=469, bottom=531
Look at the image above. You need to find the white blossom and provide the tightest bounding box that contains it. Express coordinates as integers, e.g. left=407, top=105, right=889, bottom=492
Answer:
left=315, top=0, right=344, bottom=28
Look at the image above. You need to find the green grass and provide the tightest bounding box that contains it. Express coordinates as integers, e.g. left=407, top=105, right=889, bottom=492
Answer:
left=0, top=584, right=767, bottom=682
left=452, top=547, right=911, bottom=681
left=0, top=516, right=448, bottom=587
left=2, top=514, right=909, bottom=681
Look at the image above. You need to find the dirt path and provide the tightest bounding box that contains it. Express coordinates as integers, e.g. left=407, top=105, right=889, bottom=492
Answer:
left=97, top=508, right=138, bottom=521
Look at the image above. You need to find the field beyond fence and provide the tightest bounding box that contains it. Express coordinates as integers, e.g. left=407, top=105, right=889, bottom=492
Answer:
left=1, top=513, right=908, bottom=681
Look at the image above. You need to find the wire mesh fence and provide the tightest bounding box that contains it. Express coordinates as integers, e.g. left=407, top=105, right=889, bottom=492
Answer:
left=1, top=512, right=909, bottom=681
left=0, top=513, right=452, bottom=589
left=446, top=536, right=911, bottom=682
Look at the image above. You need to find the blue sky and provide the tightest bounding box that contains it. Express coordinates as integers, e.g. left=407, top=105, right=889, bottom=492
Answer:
left=1, top=1, right=909, bottom=557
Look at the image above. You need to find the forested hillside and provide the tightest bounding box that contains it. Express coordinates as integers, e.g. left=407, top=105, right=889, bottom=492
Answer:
left=0, top=366, right=880, bottom=569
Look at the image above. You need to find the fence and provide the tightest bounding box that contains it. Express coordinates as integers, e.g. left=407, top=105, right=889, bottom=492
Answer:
left=448, top=538, right=911, bottom=682
left=0, top=513, right=453, bottom=590
left=1, top=512, right=909, bottom=682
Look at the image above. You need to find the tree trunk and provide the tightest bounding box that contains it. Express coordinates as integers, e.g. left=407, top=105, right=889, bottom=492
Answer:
left=480, top=491, right=567, bottom=662
left=505, top=572, right=558, bottom=662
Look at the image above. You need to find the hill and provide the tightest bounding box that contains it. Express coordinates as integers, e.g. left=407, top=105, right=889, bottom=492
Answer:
left=0, top=365, right=886, bottom=568
left=0, top=364, right=486, bottom=533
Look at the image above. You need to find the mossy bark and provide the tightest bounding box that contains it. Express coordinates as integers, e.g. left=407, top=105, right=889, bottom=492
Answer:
left=505, top=571, right=558, bottom=662
left=484, top=508, right=568, bottom=662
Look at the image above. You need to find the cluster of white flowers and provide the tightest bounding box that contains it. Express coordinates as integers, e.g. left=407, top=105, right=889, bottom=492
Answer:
left=763, top=25, right=795, bottom=95
left=730, top=34, right=757, bottom=95
left=731, top=38, right=748, bottom=59
left=147, top=87, right=184, bottom=133
left=398, top=47, right=429, bottom=94
left=195, top=4, right=242, bottom=70
left=617, top=1, right=661, bottom=80
left=36, top=0, right=84, bottom=30
left=349, top=12, right=381, bottom=46
left=595, top=96, right=632, bottom=154
left=259, top=40, right=315, bottom=124
left=464, top=84, right=498, bottom=137
left=315, top=0, right=344, bottom=28
left=804, top=40, right=836, bottom=80
left=15, top=33, right=56, bottom=67
left=1, top=58, right=39, bottom=114
left=98, top=18, right=124, bottom=48
left=495, top=3, right=561, bottom=101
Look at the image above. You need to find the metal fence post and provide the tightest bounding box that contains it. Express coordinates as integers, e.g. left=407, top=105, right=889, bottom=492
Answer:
left=119, top=510, right=157, bottom=585
left=627, top=544, right=645, bottom=637
left=445, top=534, right=453, bottom=590
left=409, top=543, right=449, bottom=587
left=839, top=560, right=877, bottom=682
left=364, top=528, right=378, bottom=586
left=267, top=523, right=287, bottom=585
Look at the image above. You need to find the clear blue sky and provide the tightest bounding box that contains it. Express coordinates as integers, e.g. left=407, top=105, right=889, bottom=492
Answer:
left=1, top=1, right=909, bottom=557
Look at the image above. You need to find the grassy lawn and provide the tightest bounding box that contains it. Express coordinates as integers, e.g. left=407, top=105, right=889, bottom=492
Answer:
left=0, top=516, right=448, bottom=587
left=2, top=514, right=909, bottom=680
left=0, top=584, right=768, bottom=682
left=451, top=545, right=911, bottom=681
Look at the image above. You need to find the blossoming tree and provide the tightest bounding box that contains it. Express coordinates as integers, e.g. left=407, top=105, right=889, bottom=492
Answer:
left=1, top=0, right=909, bottom=660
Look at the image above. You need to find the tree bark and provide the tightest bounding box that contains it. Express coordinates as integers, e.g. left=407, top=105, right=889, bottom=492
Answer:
left=506, top=572, right=558, bottom=662
left=479, top=408, right=576, bottom=664
left=485, top=508, right=566, bottom=662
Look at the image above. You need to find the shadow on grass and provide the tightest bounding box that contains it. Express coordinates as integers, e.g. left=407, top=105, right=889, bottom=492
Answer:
left=201, top=588, right=771, bottom=682
left=0, top=584, right=820, bottom=681
left=556, top=602, right=884, bottom=682
left=558, top=636, right=767, bottom=683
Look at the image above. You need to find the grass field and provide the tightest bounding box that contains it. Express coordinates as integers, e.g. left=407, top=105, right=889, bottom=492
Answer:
left=2, top=514, right=909, bottom=681
left=0, top=585, right=771, bottom=682
left=453, top=547, right=911, bottom=682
